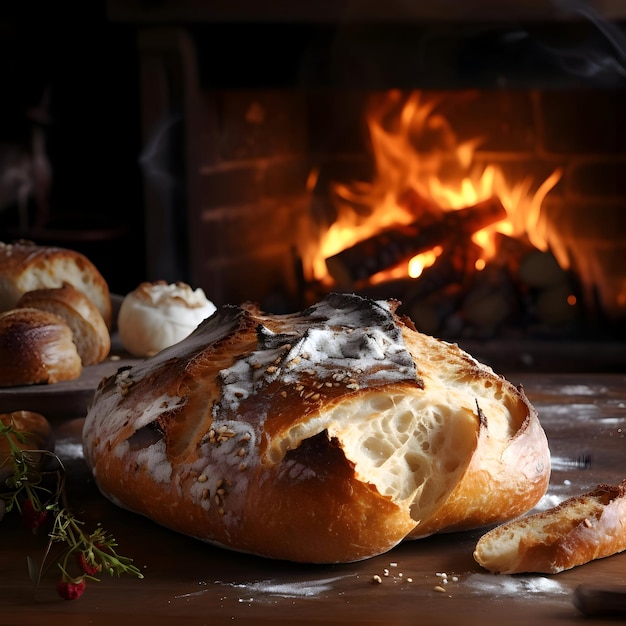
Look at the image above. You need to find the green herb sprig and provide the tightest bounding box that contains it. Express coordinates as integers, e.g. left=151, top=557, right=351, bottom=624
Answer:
left=1, top=419, right=144, bottom=600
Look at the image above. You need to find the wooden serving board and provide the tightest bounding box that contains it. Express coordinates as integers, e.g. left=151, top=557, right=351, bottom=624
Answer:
left=1, top=372, right=626, bottom=625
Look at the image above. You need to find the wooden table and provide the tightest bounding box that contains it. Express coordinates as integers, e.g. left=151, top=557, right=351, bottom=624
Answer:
left=1, top=370, right=626, bottom=625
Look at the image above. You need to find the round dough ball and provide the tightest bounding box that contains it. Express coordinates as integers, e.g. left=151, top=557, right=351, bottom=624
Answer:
left=118, top=281, right=217, bottom=357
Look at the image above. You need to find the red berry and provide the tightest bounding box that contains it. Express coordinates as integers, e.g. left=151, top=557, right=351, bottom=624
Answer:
left=57, top=577, right=86, bottom=601
left=21, top=499, right=48, bottom=533
left=77, top=551, right=101, bottom=576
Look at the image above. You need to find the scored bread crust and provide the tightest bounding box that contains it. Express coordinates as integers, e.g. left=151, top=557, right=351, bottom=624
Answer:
left=474, top=481, right=626, bottom=574
left=83, top=292, right=549, bottom=563
left=17, top=282, right=110, bottom=366
left=0, top=307, right=82, bottom=386
left=0, top=241, right=112, bottom=329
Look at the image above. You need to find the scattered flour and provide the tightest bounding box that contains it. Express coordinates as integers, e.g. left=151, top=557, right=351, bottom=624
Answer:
left=534, top=403, right=600, bottom=422
left=54, top=439, right=84, bottom=460
left=536, top=384, right=608, bottom=397
left=462, top=573, right=569, bottom=599
left=177, top=575, right=351, bottom=602
left=535, top=492, right=565, bottom=510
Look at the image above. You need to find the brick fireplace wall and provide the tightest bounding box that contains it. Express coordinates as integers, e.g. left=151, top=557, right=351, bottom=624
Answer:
left=190, top=90, right=313, bottom=312
left=409, top=89, right=626, bottom=324
left=149, top=73, right=626, bottom=320
left=134, top=17, right=626, bottom=336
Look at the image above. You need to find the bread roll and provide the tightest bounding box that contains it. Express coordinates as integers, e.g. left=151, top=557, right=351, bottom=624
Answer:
left=0, top=241, right=112, bottom=329
left=83, top=292, right=549, bottom=563
left=474, top=481, right=626, bottom=574
left=117, top=281, right=217, bottom=357
left=17, top=282, right=110, bottom=366
left=0, top=410, right=54, bottom=484
left=0, top=307, right=82, bottom=386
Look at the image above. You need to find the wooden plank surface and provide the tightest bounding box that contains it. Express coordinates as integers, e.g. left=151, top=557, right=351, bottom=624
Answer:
left=1, top=372, right=626, bottom=625
left=0, top=356, right=139, bottom=421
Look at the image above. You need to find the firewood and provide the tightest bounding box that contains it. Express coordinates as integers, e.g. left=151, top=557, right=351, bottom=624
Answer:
left=492, top=232, right=537, bottom=274
left=409, top=284, right=463, bottom=336
left=325, top=197, right=506, bottom=287
left=534, top=281, right=579, bottom=325
left=518, top=249, right=567, bottom=288
left=396, top=188, right=442, bottom=226
left=356, top=278, right=419, bottom=303
left=461, top=263, right=518, bottom=333
left=402, top=239, right=481, bottom=303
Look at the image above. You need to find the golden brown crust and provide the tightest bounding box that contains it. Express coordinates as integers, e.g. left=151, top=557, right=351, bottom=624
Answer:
left=83, top=293, right=550, bottom=563
left=0, top=307, right=82, bottom=386
left=0, top=241, right=112, bottom=329
left=474, top=481, right=626, bottom=574
left=0, top=410, right=54, bottom=453
left=17, top=283, right=110, bottom=365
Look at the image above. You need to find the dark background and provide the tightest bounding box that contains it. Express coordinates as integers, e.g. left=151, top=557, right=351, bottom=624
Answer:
left=0, top=2, right=144, bottom=295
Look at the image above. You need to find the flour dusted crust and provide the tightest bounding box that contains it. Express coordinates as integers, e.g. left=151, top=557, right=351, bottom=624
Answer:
left=117, top=281, right=217, bottom=357
left=0, top=241, right=112, bottom=329
left=474, top=481, right=626, bottom=574
left=83, top=292, right=550, bottom=563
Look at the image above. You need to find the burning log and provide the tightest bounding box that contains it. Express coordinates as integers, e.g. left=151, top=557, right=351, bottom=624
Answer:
left=403, top=239, right=481, bottom=303
left=489, top=235, right=579, bottom=327
left=409, top=284, right=464, bottom=336
left=491, top=233, right=537, bottom=273
left=518, top=249, right=568, bottom=289
left=461, top=263, right=519, bottom=334
left=325, top=197, right=507, bottom=287
left=402, top=240, right=480, bottom=334
left=396, top=188, right=441, bottom=226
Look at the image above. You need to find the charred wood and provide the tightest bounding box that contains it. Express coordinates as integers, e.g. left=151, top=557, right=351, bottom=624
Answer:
left=403, top=239, right=481, bottom=303
left=409, top=284, right=464, bottom=336
left=518, top=249, right=568, bottom=289
left=461, top=263, right=519, bottom=334
left=326, top=197, right=506, bottom=287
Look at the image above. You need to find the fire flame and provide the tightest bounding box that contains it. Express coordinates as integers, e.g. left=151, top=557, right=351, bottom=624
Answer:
left=310, top=91, right=562, bottom=285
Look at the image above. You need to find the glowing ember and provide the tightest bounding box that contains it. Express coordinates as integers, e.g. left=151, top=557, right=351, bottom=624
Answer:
left=408, top=246, right=443, bottom=279
left=308, top=91, right=562, bottom=286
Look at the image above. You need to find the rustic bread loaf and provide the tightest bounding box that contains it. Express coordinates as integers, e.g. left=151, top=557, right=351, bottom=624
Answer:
left=474, top=481, right=626, bottom=574
left=0, top=241, right=112, bottom=329
left=117, top=281, right=217, bottom=357
left=17, top=282, right=110, bottom=366
left=0, top=307, right=82, bottom=386
left=83, top=292, right=550, bottom=563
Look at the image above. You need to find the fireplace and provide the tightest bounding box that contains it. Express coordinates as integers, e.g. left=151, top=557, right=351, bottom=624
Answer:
left=12, top=2, right=626, bottom=369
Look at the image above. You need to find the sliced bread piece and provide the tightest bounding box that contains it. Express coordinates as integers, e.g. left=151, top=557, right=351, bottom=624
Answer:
left=17, top=282, right=110, bottom=365
left=474, top=480, right=626, bottom=574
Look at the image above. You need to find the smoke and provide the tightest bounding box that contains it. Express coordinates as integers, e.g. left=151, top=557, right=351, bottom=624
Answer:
left=138, top=113, right=189, bottom=283
left=139, top=113, right=183, bottom=196
left=538, top=0, right=626, bottom=82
